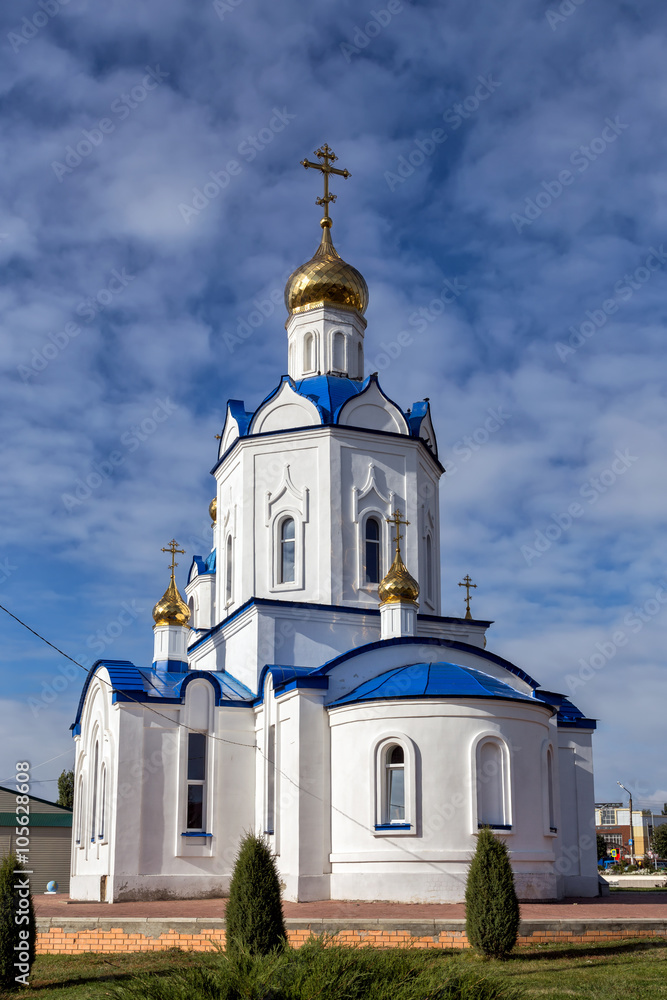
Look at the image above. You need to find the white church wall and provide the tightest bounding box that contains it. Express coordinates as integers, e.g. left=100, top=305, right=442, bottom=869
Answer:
left=556, top=730, right=598, bottom=897
left=327, top=699, right=559, bottom=902
left=286, top=305, right=367, bottom=381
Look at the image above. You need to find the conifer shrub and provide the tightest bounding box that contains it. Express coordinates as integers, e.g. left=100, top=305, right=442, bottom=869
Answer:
left=465, top=827, right=520, bottom=959
left=225, top=833, right=287, bottom=959
left=0, top=852, right=36, bottom=991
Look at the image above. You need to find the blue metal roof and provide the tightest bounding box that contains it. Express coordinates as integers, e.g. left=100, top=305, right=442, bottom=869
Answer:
left=534, top=690, right=597, bottom=730
left=227, top=400, right=253, bottom=437
left=188, top=548, right=216, bottom=582
left=294, top=374, right=363, bottom=423
left=71, top=659, right=254, bottom=734
left=329, top=662, right=546, bottom=708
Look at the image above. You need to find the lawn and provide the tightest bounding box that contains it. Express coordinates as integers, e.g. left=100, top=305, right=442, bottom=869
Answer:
left=11, top=939, right=667, bottom=1000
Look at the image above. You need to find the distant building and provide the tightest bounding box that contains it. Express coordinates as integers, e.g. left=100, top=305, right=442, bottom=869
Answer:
left=595, top=802, right=667, bottom=859
left=0, top=785, right=72, bottom=892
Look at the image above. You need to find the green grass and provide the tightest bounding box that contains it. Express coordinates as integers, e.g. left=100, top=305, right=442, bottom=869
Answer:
left=8, top=939, right=667, bottom=1000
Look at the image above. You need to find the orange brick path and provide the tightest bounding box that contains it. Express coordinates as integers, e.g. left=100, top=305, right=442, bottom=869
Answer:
left=35, top=893, right=667, bottom=955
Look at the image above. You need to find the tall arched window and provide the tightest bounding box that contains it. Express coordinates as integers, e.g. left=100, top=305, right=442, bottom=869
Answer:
left=76, top=777, right=83, bottom=845
left=364, top=517, right=381, bottom=584
left=225, top=535, right=233, bottom=604
left=280, top=517, right=295, bottom=583
left=333, top=331, right=345, bottom=371
left=90, top=741, right=99, bottom=842
left=357, top=342, right=363, bottom=378
left=98, top=765, right=107, bottom=840
left=385, top=745, right=405, bottom=823
left=547, top=747, right=556, bottom=832
left=425, top=534, right=434, bottom=601
left=476, top=738, right=510, bottom=828
left=304, top=332, right=314, bottom=372
left=266, top=724, right=276, bottom=835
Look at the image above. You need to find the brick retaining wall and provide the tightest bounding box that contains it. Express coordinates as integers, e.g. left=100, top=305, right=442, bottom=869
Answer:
left=36, top=917, right=667, bottom=954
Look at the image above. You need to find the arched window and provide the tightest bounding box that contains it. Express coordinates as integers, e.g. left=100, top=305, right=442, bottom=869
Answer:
left=76, top=777, right=83, bottom=845
left=266, top=724, right=276, bottom=835
left=547, top=747, right=556, bottom=832
left=186, top=732, right=206, bottom=830
left=357, top=342, right=363, bottom=378
left=333, top=331, right=345, bottom=371
left=225, top=535, right=233, bottom=604
left=90, top=741, right=99, bottom=842
left=385, top=745, right=405, bottom=823
left=425, top=534, right=434, bottom=601
left=304, top=332, right=314, bottom=372
left=476, top=738, right=510, bottom=829
left=364, top=517, right=381, bottom=584
left=280, top=517, right=295, bottom=584
left=188, top=596, right=195, bottom=622
left=99, top=765, right=107, bottom=841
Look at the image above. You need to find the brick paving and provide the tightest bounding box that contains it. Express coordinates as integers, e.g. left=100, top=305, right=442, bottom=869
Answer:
left=36, top=891, right=667, bottom=920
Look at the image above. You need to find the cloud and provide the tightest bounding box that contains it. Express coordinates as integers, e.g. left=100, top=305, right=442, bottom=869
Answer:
left=0, top=0, right=665, bottom=807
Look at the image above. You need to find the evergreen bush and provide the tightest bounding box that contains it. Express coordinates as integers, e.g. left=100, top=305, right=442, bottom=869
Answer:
left=465, top=827, right=520, bottom=959
left=0, top=852, right=36, bottom=991
left=225, top=833, right=287, bottom=959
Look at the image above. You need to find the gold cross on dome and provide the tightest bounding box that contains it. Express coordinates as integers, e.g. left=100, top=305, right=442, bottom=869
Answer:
left=161, top=539, right=185, bottom=577
left=458, top=574, right=477, bottom=620
left=387, top=508, right=410, bottom=554
left=301, top=144, right=350, bottom=223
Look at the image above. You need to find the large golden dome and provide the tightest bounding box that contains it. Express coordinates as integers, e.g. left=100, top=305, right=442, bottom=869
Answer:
left=152, top=576, right=191, bottom=628
left=378, top=549, right=420, bottom=606
left=285, top=219, right=369, bottom=316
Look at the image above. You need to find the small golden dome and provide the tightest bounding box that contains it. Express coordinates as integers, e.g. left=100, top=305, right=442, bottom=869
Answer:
left=209, top=497, right=217, bottom=525
left=152, top=576, right=191, bottom=628
left=285, top=220, right=369, bottom=316
left=378, top=550, right=420, bottom=606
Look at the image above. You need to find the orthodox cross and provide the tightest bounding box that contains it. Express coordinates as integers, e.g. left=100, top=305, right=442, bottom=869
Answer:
left=387, top=508, right=410, bottom=555
left=300, top=144, right=350, bottom=223
left=162, top=539, right=185, bottom=578
left=458, top=574, right=477, bottom=620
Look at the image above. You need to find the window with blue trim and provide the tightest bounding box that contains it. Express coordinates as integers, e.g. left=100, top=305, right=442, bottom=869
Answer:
left=476, top=738, right=510, bottom=829
left=280, top=518, right=295, bottom=584
left=364, top=516, right=381, bottom=585
left=186, top=733, right=206, bottom=830
left=386, top=745, right=405, bottom=823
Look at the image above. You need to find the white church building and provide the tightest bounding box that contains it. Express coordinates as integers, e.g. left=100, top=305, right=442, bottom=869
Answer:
left=70, top=146, right=598, bottom=904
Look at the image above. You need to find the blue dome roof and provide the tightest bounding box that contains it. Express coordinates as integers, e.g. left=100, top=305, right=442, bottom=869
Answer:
left=329, top=662, right=542, bottom=707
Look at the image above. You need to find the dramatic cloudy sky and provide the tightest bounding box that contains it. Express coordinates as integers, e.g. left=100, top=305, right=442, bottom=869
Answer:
left=1, top=0, right=666, bottom=812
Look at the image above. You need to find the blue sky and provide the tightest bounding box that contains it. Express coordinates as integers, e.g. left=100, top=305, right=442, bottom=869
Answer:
left=1, top=0, right=666, bottom=812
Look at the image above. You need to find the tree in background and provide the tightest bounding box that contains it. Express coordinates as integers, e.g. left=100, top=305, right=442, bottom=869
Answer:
left=596, top=834, right=609, bottom=862
left=465, top=827, right=520, bottom=959
left=650, top=824, right=667, bottom=860
left=225, top=833, right=287, bottom=958
left=0, top=853, right=36, bottom=991
left=57, top=770, right=74, bottom=810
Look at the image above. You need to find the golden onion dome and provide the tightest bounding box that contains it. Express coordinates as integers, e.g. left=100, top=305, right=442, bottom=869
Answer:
left=152, top=576, right=191, bottom=628
left=209, top=497, right=217, bottom=525
left=285, top=219, right=369, bottom=316
left=378, top=550, right=420, bottom=606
